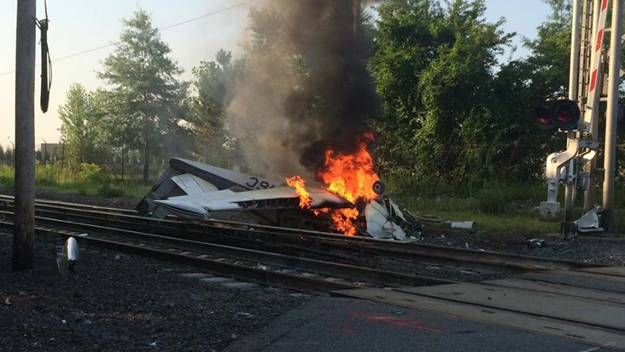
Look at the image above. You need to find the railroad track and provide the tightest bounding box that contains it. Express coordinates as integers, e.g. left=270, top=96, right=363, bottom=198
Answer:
left=0, top=195, right=605, bottom=294
left=0, top=218, right=452, bottom=293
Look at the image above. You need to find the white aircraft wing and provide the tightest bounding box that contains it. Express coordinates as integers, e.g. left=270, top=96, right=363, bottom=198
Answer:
left=171, top=173, right=218, bottom=194
left=153, top=186, right=352, bottom=219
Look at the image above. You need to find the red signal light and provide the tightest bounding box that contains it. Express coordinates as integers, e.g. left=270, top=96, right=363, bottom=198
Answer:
left=536, top=107, right=551, bottom=124
left=533, top=99, right=580, bottom=131
left=533, top=105, right=554, bottom=130
left=555, top=106, right=573, bottom=123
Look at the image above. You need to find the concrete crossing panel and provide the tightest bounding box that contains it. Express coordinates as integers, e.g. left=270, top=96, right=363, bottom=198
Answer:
left=483, top=278, right=625, bottom=305
left=518, top=270, right=625, bottom=293
left=396, top=283, right=625, bottom=331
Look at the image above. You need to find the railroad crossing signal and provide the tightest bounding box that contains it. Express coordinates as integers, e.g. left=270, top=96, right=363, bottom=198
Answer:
left=533, top=99, right=581, bottom=131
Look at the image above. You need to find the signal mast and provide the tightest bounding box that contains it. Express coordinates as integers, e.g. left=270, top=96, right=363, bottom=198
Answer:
left=538, top=0, right=623, bottom=239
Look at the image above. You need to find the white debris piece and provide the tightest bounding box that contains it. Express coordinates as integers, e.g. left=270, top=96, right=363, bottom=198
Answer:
left=64, top=237, right=79, bottom=269
left=364, top=200, right=406, bottom=240
left=527, top=239, right=545, bottom=248
left=57, top=237, right=79, bottom=278
left=254, top=264, right=268, bottom=271
left=574, top=206, right=603, bottom=233
left=446, top=221, right=475, bottom=230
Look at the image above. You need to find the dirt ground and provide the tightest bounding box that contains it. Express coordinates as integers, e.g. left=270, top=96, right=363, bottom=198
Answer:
left=0, top=232, right=309, bottom=352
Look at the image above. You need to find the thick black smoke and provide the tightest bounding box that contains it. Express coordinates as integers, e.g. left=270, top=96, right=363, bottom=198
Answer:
left=227, top=0, right=381, bottom=178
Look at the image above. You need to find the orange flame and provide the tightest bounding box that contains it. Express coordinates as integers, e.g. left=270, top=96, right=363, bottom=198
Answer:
left=330, top=208, right=360, bottom=236
left=286, top=133, right=380, bottom=236
left=286, top=175, right=312, bottom=209
left=316, top=133, right=379, bottom=235
left=317, top=133, right=380, bottom=203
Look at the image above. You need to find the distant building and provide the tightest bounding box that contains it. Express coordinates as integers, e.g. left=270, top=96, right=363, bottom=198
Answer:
left=40, top=143, right=63, bottom=163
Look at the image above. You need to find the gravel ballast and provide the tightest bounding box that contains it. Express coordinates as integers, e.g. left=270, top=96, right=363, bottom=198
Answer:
left=0, top=232, right=309, bottom=352
left=417, top=228, right=625, bottom=267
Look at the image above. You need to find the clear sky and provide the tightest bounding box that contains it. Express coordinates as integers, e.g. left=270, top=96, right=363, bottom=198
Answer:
left=0, top=0, right=553, bottom=149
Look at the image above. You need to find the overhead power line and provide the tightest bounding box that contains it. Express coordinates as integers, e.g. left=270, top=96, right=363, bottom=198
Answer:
left=0, top=0, right=259, bottom=78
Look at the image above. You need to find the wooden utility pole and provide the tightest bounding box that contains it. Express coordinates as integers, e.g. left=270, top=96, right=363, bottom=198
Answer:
left=353, top=0, right=361, bottom=37
left=13, top=0, right=37, bottom=271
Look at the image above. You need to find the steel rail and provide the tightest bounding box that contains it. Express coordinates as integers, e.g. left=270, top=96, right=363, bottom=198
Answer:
left=0, top=207, right=359, bottom=263
left=0, top=198, right=606, bottom=272
left=0, top=194, right=137, bottom=215
left=0, top=214, right=452, bottom=288
left=33, top=208, right=604, bottom=271
left=0, top=220, right=363, bottom=294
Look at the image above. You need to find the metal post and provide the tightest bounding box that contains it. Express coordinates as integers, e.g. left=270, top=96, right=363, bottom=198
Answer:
left=563, top=0, right=583, bottom=239
left=61, top=139, right=65, bottom=168
left=583, top=71, right=601, bottom=212
left=7, top=137, right=15, bottom=166
left=563, top=174, right=576, bottom=237
left=13, top=0, right=37, bottom=271
left=602, top=0, right=622, bottom=232
left=570, top=0, right=582, bottom=101
left=41, top=138, right=47, bottom=165
left=121, top=145, right=125, bottom=181
left=584, top=0, right=604, bottom=212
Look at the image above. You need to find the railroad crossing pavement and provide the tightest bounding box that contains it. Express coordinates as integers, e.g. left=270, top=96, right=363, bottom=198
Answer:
left=225, top=267, right=625, bottom=351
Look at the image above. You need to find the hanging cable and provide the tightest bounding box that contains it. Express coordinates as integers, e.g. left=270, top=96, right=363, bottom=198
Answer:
left=35, top=0, right=52, bottom=113
left=1, top=0, right=258, bottom=78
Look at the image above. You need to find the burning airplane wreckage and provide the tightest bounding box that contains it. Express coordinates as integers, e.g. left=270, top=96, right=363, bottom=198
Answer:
left=137, top=155, right=422, bottom=241
left=136, top=1, right=423, bottom=240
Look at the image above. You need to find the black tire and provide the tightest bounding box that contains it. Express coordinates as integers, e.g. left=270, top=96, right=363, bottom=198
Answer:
left=372, top=181, right=385, bottom=195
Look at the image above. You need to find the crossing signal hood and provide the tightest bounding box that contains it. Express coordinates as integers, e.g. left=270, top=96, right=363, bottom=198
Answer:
left=533, top=99, right=581, bottom=131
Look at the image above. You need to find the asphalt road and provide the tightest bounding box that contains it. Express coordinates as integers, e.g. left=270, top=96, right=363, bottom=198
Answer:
left=224, top=296, right=610, bottom=352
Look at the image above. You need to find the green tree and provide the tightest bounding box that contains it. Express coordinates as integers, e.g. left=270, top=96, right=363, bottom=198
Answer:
left=494, top=0, right=586, bottom=182
left=99, top=9, right=188, bottom=184
left=188, top=50, right=245, bottom=167
left=58, top=83, right=108, bottom=166
left=523, top=0, right=571, bottom=97
left=370, top=0, right=444, bottom=175
left=371, top=0, right=513, bottom=188
left=91, top=89, right=136, bottom=176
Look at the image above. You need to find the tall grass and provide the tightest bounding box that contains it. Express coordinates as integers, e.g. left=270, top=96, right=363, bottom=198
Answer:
left=0, top=163, right=149, bottom=198
left=386, top=174, right=625, bottom=235
left=384, top=175, right=578, bottom=235
left=385, top=175, right=545, bottom=215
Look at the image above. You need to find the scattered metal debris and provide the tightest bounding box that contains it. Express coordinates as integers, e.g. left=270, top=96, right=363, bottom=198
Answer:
left=574, top=206, right=604, bottom=233
left=445, top=221, right=475, bottom=230
left=254, top=264, right=268, bottom=271
left=527, top=239, right=546, bottom=249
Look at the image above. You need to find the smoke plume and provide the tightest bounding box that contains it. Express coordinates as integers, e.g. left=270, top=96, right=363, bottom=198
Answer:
left=227, top=0, right=381, bottom=180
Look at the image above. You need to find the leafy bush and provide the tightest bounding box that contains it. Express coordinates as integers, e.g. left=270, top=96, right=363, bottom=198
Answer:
left=78, top=163, right=107, bottom=183
left=0, top=164, right=13, bottom=188
left=35, top=164, right=76, bottom=187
